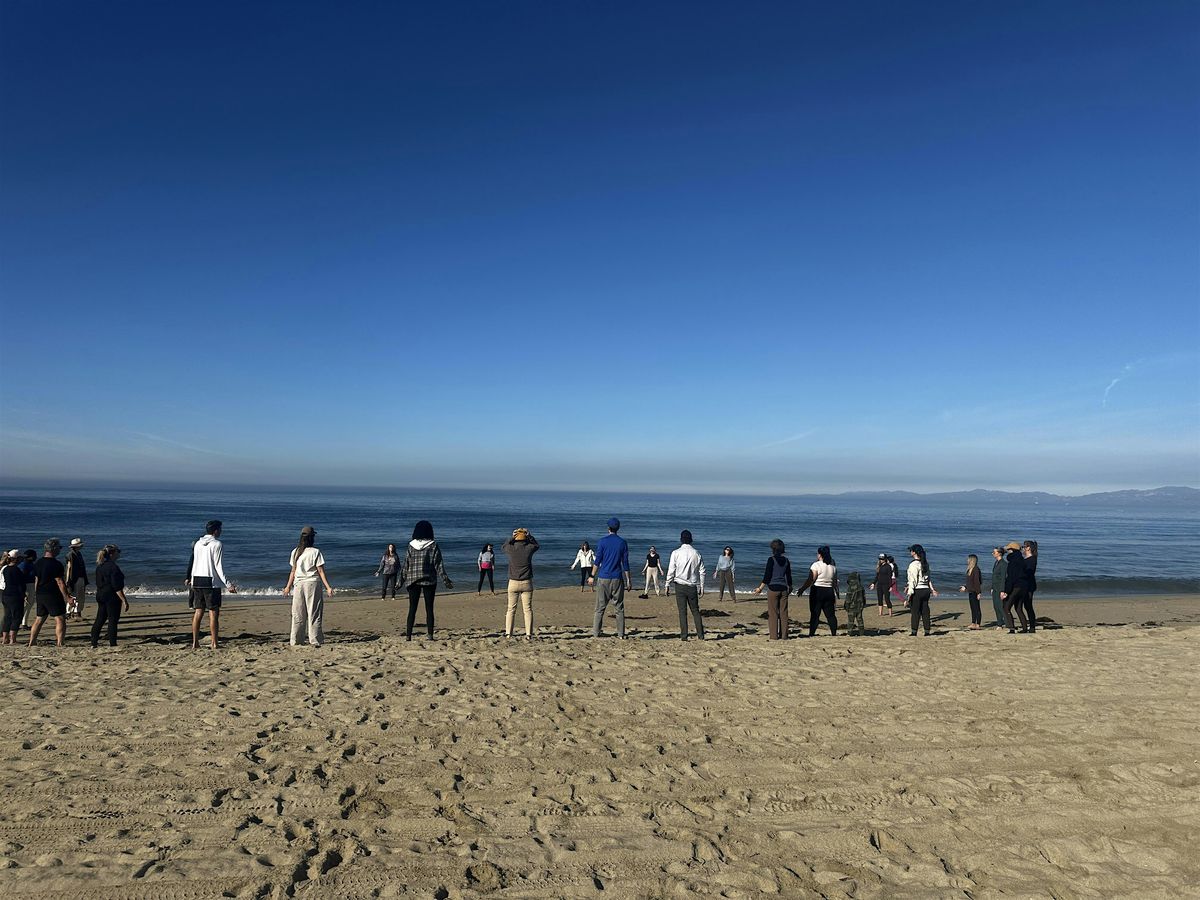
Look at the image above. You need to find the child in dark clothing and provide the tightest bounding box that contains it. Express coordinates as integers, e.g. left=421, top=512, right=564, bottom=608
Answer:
left=844, top=572, right=867, bottom=635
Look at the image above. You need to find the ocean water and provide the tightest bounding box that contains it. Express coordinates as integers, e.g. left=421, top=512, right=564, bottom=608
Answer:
left=0, top=487, right=1197, bottom=598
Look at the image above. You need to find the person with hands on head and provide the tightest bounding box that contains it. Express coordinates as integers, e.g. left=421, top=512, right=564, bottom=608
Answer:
left=501, top=528, right=540, bottom=639
left=282, top=525, right=335, bottom=648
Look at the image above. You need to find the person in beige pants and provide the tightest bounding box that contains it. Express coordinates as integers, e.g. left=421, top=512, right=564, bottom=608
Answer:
left=501, top=528, right=539, bottom=638
left=282, top=526, right=335, bottom=648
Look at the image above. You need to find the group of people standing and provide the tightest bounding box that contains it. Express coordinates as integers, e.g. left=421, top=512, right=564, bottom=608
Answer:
left=1, top=517, right=1042, bottom=649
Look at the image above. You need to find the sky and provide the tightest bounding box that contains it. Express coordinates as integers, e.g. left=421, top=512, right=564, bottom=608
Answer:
left=0, top=0, right=1197, bottom=495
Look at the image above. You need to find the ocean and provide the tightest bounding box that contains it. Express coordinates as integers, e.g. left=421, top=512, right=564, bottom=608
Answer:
left=0, top=486, right=1196, bottom=598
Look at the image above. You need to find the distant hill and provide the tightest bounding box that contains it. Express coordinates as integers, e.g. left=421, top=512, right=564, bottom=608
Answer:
left=834, top=486, right=1200, bottom=507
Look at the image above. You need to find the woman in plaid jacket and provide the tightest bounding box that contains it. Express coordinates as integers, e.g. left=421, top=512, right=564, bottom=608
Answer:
left=399, top=520, right=453, bottom=640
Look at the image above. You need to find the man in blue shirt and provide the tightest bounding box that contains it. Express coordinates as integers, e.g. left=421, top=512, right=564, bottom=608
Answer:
left=588, top=517, right=631, bottom=638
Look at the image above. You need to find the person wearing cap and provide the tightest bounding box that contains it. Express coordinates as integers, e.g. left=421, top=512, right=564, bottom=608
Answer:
left=989, top=547, right=1008, bottom=627
left=589, top=517, right=631, bottom=638
left=999, top=541, right=1033, bottom=633
left=1, top=550, right=27, bottom=644
left=869, top=553, right=894, bottom=616
left=64, top=537, right=89, bottom=621
left=91, top=545, right=130, bottom=647
left=282, top=526, right=334, bottom=648
left=29, top=538, right=71, bottom=647
left=189, top=520, right=237, bottom=650
left=501, top=528, right=540, bottom=638
left=665, top=530, right=705, bottom=641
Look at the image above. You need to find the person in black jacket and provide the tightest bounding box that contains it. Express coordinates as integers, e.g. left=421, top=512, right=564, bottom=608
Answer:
left=91, top=545, right=130, bottom=647
left=1, top=550, right=26, bottom=644
left=1021, top=540, right=1039, bottom=633
left=999, top=542, right=1029, bottom=633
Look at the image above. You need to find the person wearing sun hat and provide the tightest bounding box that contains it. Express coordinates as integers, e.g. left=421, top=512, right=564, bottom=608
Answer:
left=64, top=537, right=89, bottom=621
left=1, top=550, right=27, bottom=644
left=999, top=541, right=1030, bottom=633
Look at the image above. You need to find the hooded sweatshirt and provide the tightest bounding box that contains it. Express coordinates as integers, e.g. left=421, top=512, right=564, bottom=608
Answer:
left=401, top=539, right=452, bottom=588
left=190, top=534, right=230, bottom=589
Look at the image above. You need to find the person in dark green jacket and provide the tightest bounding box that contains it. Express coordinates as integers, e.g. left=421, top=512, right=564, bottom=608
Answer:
left=990, top=547, right=1007, bottom=627
left=844, top=572, right=867, bottom=635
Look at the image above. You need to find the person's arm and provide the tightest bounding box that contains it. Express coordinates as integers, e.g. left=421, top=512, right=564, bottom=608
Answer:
left=527, top=537, right=539, bottom=552
left=665, top=551, right=677, bottom=586
left=698, top=556, right=705, bottom=596
left=317, top=564, right=335, bottom=595
left=185, top=549, right=194, bottom=586
left=796, top=566, right=816, bottom=596
left=55, top=575, right=70, bottom=603
left=282, top=551, right=297, bottom=596
left=114, top=567, right=129, bottom=611
left=212, top=543, right=234, bottom=592
left=433, top=545, right=453, bottom=589
left=570, top=553, right=579, bottom=570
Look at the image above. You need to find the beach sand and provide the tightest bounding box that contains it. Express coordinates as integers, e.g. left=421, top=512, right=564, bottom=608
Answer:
left=2, top=588, right=1198, bottom=898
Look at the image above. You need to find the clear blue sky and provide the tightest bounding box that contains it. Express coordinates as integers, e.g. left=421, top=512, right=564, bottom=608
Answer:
left=1, top=1, right=1197, bottom=494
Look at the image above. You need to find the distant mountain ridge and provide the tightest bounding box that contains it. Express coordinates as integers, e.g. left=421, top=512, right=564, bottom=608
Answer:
left=835, top=486, right=1199, bottom=507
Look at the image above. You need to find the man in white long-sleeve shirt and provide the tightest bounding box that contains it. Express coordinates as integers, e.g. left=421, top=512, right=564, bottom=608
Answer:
left=188, top=520, right=236, bottom=650
left=665, top=530, right=705, bottom=641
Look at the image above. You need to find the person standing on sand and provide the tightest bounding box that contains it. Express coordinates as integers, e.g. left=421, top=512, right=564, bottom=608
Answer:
left=571, top=542, right=595, bottom=592
left=905, top=544, right=937, bottom=636
left=844, top=572, right=867, bottom=636
left=282, top=526, right=335, bottom=648
left=1, top=550, right=27, bottom=644
left=1000, top=541, right=1029, bottom=633
left=714, top=547, right=737, bottom=600
left=19, top=550, right=37, bottom=629
left=588, top=518, right=631, bottom=638
left=64, top=537, right=89, bottom=621
left=752, top=540, right=793, bottom=640
left=869, top=553, right=893, bottom=616
left=643, top=546, right=663, bottom=597
left=960, top=554, right=983, bottom=629
left=28, top=538, right=71, bottom=647
left=90, top=545, right=130, bottom=648
left=189, top=520, right=236, bottom=650
left=501, top=529, right=539, bottom=638
left=399, top=520, right=453, bottom=641
left=990, top=547, right=1007, bottom=627
left=665, top=530, right=705, bottom=641
left=1021, top=540, right=1039, bottom=632
left=476, top=544, right=496, bottom=595
left=376, top=544, right=400, bottom=599
left=796, top=545, right=839, bottom=636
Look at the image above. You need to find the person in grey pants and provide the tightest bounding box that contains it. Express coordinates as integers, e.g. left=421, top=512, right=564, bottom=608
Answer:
left=588, top=517, right=631, bottom=638
left=665, top=530, right=706, bottom=641
left=990, top=546, right=1007, bottom=627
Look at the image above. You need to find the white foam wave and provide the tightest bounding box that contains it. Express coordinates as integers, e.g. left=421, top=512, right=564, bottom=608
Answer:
left=127, top=585, right=284, bottom=597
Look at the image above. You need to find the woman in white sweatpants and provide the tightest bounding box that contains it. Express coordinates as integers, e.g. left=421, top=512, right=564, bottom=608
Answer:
left=282, top=526, right=335, bottom=647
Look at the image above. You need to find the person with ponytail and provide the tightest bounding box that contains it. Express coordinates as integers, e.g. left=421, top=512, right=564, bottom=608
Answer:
left=91, top=545, right=129, bottom=647
left=796, top=545, right=839, bottom=636
left=282, top=526, right=335, bottom=647
left=959, top=554, right=983, bottom=629
left=905, top=544, right=938, bottom=636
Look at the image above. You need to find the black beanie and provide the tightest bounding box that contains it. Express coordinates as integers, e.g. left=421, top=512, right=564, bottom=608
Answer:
left=680, top=530, right=693, bottom=544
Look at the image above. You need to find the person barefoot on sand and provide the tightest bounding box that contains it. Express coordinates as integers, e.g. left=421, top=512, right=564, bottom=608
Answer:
left=796, top=545, right=839, bottom=636
left=28, top=538, right=72, bottom=648
left=869, top=553, right=893, bottom=617
left=714, top=546, right=737, bottom=600
left=1, top=550, right=27, bottom=645
left=282, top=526, right=335, bottom=648
left=90, top=545, right=130, bottom=648
left=752, top=540, right=793, bottom=640
left=905, top=544, right=937, bottom=636
left=189, top=520, right=237, bottom=650
left=643, top=546, right=663, bottom=597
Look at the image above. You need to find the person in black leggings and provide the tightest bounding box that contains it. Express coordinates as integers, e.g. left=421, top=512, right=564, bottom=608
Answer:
left=1021, top=540, right=1038, bottom=632
left=398, top=520, right=454, bottom=640
left=91, top=545, right=130, bottom=647
left=905, top=544, right=938, bottom=635
left=869, top=554, right=893, bottom=617
left=1000, top=542, right=1029, bottom=632
left=1, top=550, right=27, bottom=644
left=796, top=545, right=838, bottom=636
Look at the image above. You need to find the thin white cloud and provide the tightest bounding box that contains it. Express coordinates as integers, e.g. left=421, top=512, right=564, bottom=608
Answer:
left=756, top=430, right=814, bottom=450
left=1102, top=363, right=1135, bottom=408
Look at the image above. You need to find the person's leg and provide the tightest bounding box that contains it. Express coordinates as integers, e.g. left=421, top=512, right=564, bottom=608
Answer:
left=968, top=592, right=981, bottom=626
left=487, top=569, right=495, bottom=593
left=652, top=569, right=661, bottom=595
left=290, top=584, right=309, bottom=646
left=779, top=590, right=789, bottom=638
left=423, top=584, right=436, bottom=638
left=406, top=584, right=420, bottom=639
left=1, top=599, right=15, bottom=640
left=521, top=587, right=534, bottom=637
left=1012, top=588, right=1029, bottom=630
left=1023, top=591, right=1037, bottom=632
left=992, top=591, right=1005, bottom=626
left=27, top=613, right=46, bottom=646
left=91, top=600, right=107, bottom=647
left=580, top=568, right=588, bottom=591
left=766, top=590, right=780, bottom=639
left=505, top=581, right=520, bottom=635
left=53, top=615, right=66, bottom=646
left=191, top=607, right=203, bottom=648
left=209, top=609, right=220, bottom=648
left=107, top=599, right=122, bottom=646
left=309, top=583, right=324, bottom=646
left=675, top=585, right=691, bottom=638
left=613, top=580, right=626, bottom=638
left=75, top=580, right=88, bottom=620
left=808, top=594, right=821, bottom=637
left=688, top=589, right=704, bottom=639
left=22, top=585, right=35, bottom=628
left=593, top=580, right=611, bottom=636
left=920, top=591, right=932, bottom=634
left=910, top=595, right=920, bottom=634
left=822, top=589, right=838, bottom=635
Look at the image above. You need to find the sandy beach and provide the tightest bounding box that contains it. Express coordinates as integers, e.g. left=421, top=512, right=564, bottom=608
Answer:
left=2, top=589, right=1198, bottom=898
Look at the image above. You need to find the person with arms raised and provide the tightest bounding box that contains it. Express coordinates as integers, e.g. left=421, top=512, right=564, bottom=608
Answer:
left=501, top=528, right=539, bottom=639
